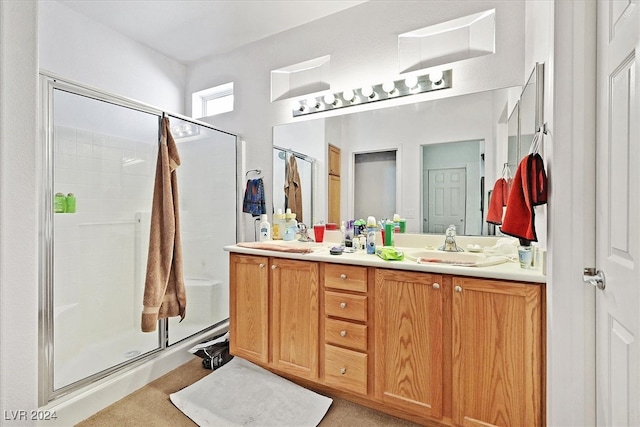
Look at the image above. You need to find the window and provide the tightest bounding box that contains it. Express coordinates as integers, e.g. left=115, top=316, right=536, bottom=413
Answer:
left=192, top=82, right=234, bottom=118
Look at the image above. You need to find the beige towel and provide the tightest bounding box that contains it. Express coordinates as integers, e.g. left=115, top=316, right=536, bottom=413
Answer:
left=141, top=117, right=186, bottom=332
left=284, top=154, right=303, bottom=223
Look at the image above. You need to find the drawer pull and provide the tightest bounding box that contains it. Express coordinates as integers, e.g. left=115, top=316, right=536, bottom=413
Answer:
left=271, top=264, right=277, bottom=270
left=455, top=285, right=462, bottom=293
left=340, top=330, right=347, bottom=337
left=340, top=274, right=347, bottom=280
left=340, top=302, right=347, bottom=309
left=340, top=367, right=347, bottom=375
left=259, top=263, right=265, bottom=268
left=432, top=282, right=440, bottom=289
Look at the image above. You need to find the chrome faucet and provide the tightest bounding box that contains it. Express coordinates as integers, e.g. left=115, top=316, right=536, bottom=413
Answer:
left=439, top=224, right=463, bottom=252
left=297, top=223, right=313, bottom=242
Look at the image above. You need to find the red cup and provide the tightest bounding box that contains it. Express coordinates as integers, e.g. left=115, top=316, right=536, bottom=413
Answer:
left=313, top=224, right=326, bottom=243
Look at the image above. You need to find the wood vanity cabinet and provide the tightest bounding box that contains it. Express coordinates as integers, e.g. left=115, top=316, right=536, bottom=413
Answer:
left=451, top=277, right=544, bottom=427
left=229, top=252, right=545, bottom=427
left=322, top=264, right=370, bottom=396
left=374, top=268, right=444, bottom=420
left=229, top=254, right=319, bottom=380
left=229, top=254, right=269, bottom=364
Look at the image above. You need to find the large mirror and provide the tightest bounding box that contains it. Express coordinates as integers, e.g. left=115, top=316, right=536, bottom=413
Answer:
left=273, top=86, right=523, bottom=235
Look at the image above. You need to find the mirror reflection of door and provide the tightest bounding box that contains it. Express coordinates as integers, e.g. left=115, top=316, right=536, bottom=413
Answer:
left=354, top=150, right=396, bottom=221
left=425, top=167, right=467, bottom=234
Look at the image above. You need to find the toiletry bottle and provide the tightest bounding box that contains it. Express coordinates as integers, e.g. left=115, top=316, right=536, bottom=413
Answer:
left=393, top=213, right=401, bottom=233
left=272, top=209, right=285, bottom=240
left=54, top=193, right=66, bottom=213
left=65, top=193, right=76, bottom=213
left=259, top=214, right=271, bottom=242
left=384, top=220, right=395, bottom=246
left=283, top=209, right=297, bottom=241
left=340, top=221, right=346, bottom=246
left=366, top=216, right=377, bottom=254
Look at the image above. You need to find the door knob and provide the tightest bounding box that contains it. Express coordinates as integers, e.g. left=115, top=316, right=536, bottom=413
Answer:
left=583, top=268, right=606, bottom=290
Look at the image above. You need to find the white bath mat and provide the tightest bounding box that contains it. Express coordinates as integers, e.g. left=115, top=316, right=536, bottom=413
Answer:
left=170, top=357, right=333, bottom=426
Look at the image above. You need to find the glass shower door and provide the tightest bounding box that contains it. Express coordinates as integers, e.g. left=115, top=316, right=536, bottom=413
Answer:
left=165, top=116, right=237, bottom=345
left=51, top=89, right=161, bottom=391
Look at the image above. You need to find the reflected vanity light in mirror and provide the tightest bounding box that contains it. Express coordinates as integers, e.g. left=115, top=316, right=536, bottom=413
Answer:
left=292, top=69, right=452, bottom=117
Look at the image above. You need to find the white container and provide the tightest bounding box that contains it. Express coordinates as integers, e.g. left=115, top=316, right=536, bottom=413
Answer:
left=259, top=214, right=271, bottom=242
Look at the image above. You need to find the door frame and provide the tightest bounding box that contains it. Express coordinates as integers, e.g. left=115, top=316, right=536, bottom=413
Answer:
left=347, top=146, right=402, bottom=221
left=547, top=1, right=597, bottom=426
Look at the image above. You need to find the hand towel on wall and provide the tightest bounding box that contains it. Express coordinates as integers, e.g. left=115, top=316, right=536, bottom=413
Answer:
left=141, top=117, right=186, bottom=333
left=284, top=154, right=303, bottom=223
left=500, top=153, right=548, bottom=242
left=242, top=178, right=266, bottom=217
left=486, top=178, right=510, bottom=225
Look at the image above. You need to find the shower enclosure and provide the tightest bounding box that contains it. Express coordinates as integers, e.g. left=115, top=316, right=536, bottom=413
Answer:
left=39, top=75, right=237, bottom=403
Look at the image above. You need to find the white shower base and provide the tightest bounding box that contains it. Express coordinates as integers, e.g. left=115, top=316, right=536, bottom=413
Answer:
left=54, top=328, right=159, bottom=391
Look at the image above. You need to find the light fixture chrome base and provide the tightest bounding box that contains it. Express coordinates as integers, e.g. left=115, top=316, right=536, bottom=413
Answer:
left=292, top=69, right=452, bottom=117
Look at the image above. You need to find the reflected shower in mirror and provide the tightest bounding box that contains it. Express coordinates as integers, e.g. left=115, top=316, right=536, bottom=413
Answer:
left=273, top=86, right=522, bottom=235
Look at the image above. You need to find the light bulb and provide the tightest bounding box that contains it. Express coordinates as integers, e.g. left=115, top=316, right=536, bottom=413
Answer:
left=429, top=70, right=444, bottom=85
left=342, top=89, right=355, bottom=102
left=404, top=75, right=418, bottom=89
left=307, top=97, right=319, bottom=108
left=382, top=81, right=395, bottom=94
left=361, top=85, right=374, bottom=99
left=323, top=93, right=336, bottom=106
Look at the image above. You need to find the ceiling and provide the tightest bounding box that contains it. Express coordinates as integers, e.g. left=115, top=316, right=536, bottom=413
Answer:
left=58, top=0, right=368, bottom=64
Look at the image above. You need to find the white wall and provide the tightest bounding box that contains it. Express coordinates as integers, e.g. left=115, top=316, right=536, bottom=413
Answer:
left=38, top=0, right=186, bottom=113
left=0, top=1, right=39, bottom=421
left=186, top=0, right=526, bottom=239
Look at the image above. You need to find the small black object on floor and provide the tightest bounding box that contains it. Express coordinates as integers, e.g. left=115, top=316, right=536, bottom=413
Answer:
left=193, top=338, right=234, bottom=370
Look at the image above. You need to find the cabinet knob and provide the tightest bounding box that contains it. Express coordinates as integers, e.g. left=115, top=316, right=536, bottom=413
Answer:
left=259, top=263, right=265, bottom=268
left=340, top=302, right=347, bottom=309
left=340, top=274, right=347, bottom=280
left=455, top=285, right=462, bottom=293
left=340, top=367, right=347, bottom=375
left=340, top=330, right=347, bottom=337
left=432, top=282, right=440, bottom=289
left=271, top=265, right=277, bottom=270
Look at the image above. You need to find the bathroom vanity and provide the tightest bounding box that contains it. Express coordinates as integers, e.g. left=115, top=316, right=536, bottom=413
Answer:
left=226, top=237, right=545, bottom=427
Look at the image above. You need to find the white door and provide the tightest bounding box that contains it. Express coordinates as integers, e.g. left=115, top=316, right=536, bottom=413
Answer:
left=425, top=167, right=466, bottom=234
left=596, top=1, right=639, bottom=425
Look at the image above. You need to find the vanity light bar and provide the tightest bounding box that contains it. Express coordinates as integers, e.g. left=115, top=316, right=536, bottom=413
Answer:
left=292, top=69, right=452, bottom=117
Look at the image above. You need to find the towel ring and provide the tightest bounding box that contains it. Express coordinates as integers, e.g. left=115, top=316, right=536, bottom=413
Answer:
left=245, top=168, right=262, bottom=177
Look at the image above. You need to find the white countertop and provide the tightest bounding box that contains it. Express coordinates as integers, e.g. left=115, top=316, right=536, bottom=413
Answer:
left=224, top=234, right=546, bottom=284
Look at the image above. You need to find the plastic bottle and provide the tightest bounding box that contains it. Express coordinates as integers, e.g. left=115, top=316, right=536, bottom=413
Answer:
left=366, top=216, right=377, bottom=254
left=54, top=193, right=66, bottom=213
left=65, top=193, right=76, bottom=213
left=384, top=221, right=395, bottom=246
left=283, top=209, right=297, bottom=241
left=259, top=214, right=271, bottom=242
left=272, top=209, right=285, bottom=240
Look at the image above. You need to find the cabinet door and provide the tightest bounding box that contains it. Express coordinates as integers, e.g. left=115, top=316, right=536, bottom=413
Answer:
left=271, top=258, right=319, bottom=379
left=374, top=269, right=443, bottom=419
left=452, top=277, right=543, bottom=427
left=229, top=254, right=269, bottom=364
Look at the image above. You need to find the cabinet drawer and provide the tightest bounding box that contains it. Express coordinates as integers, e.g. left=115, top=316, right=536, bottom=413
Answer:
left=325, top=318, right=367, bottom=352
left=324, top=344, right=367, bottom=395
left=324, top=264, right=367, bottom=293
left=325, top=291, right=367, bottom=321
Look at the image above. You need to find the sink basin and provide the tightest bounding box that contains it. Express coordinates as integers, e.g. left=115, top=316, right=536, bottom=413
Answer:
left=405, top=249, right=485, bottom=265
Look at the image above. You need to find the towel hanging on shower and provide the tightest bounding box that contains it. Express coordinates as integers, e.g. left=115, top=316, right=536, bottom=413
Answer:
left=141, top=116, right=186, bottom=333
left=284, top=154, right=303, bottom=223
